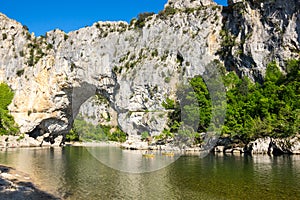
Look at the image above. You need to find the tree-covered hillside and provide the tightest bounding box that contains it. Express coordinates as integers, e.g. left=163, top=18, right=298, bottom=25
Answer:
left=162, top=59, right=300, bottom=145
left=222, top=60, right=300, bottom=143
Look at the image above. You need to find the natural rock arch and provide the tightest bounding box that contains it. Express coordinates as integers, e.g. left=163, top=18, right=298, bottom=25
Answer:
left=0, top=0, right=298, bottom=145
left=23, top=28, right=221, bottom=145
left=8, top=5, right=223, bottom=144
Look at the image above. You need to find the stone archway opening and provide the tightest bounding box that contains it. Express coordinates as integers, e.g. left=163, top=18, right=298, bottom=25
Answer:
left=69, top=83, right=121, bottom=143
left=27, top=80, right=119, bottom=146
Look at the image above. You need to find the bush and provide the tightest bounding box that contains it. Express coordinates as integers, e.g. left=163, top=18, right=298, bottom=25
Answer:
left=162, top=97, right=175, bottom=110
left=0, top=83, right=19, bottom=135
left=16, top=69, right=25, bottom=77
left=2, top=33, right=7, bottom=40
left=46, top=43, right=53, bottom=50
left=67, top=117, right=127, bottom=142
left=23, top=25, right=29, bottom=31
left=164, top=77, right=171, bottom=83
left=141, top=131, right=149, bottom=141
left=158, top=6, right=177, bottom=19
left=65, top=128, right=80, bottom=142
left=19, top=50, right=24, bottom=57
left=135, top=12, right=155, bottom=29
left=108, top=128, right=127, bottom=143
left=151, top=49, right=158, bottom=57
left=64, top=34, right=69, bottom=41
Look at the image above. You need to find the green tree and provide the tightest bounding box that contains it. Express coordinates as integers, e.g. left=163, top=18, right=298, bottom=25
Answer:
left=189, top=76, right=212, bottom=131
left=0, top=83, right=19, bottom=135
left=222, top=60, right=300, bottom=141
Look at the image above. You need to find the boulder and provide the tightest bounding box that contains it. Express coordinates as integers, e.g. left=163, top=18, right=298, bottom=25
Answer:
left=121, top=141, right=149, bottom=150
left=214, top=146, right=225, bottom=152
left=249, top=137, right=271, bottom=154
left=249, top=137, right=300, bottom=155
left=225, top=149, right=233, bottom=153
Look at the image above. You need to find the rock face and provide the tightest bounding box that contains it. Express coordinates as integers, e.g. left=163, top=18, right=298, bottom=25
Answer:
left=0, top=0, right=299, bottom=144
left=224, top=0, right=300, bottom=80
left=249, top=136, right=300, bottom=155
left=166, top=0, right=215, bottom=8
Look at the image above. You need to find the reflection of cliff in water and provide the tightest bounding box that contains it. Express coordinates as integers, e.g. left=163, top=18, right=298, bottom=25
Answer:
left=0, top=148, right=300, bottom=199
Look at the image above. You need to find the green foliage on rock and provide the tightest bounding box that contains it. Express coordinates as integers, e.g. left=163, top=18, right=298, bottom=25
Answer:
left=66, top=128, right=80, bottom=142
left=158, top=6, right=177, bottom=19
left=189, top=75, right=212, bottom=131
left=135, top=12, right=155, bottom=29
left=67, top=60, right=299, bottom=145
left=0, top=83, right=19, bottom=135
left=141, top=131, right=149, bottom=141
left=222, top=60, right=300, bottom=142
left=108, top=127, right=127, bottom=143
left=162, top=97, right=175, bottom=110
left=161, top=59, right=300, bottom=145
left=66, top=117, right=127, bottom=143
left=2, top=33, right=7, bottom=40
left=161, top=76, right=212, bottom=145
left=218, top=29, right=236, bottom=58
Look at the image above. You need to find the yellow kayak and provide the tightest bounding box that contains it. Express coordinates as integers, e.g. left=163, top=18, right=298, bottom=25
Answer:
left=142, top=153, right=155, bottom=158
left=162, top=152, right=175, bottom=156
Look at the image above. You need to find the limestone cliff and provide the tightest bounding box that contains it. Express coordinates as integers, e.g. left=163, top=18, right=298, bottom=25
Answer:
left=0, top=0, right=299, bottom=145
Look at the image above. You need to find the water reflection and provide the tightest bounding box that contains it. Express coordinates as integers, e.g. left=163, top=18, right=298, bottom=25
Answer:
left=0, top=147, right=300, bottom=199
left=86, top=145, right=180, bottom=173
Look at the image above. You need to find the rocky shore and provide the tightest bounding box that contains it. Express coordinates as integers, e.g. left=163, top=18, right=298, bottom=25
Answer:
left=0, top=135, right=63, bottom=149
left=0, top=165, right=59, bottom=200
left=121, top=136, right=300, bottom=156
left=2, top=134, right=300, bottom=156
left=215, top=136, right=300, bottom=155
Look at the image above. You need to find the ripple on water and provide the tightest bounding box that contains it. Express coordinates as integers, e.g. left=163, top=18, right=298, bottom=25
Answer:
left=0, top=147, right=300, bottom=199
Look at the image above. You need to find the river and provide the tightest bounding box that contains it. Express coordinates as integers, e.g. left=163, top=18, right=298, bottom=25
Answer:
left=0, top=146, right=299, bottom=199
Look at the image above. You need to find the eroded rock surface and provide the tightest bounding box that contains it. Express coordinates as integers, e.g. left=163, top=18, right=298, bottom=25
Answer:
left=0, top=0, right=299, bottom=143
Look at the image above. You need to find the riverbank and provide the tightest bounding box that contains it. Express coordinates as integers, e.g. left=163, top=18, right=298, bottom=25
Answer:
left=2, top=134, right=300, bottom=156
left=65, top=141, right=121, bottom=147
left=0, top=135, right=63, bottom=148
left=120, top=136, right=300, bottom=156
left=0, top=165, right=59, bottom=200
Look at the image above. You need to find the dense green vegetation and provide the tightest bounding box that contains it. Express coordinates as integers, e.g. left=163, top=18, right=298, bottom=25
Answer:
left=222, top=60, right=300, bottom=142
left=66, top=117, right=127, bottom=143
left=0, top=83, right=19, bottom=135
left=163, top=59, right=300, bottom=144
left=161, top=75, right=212, bottom=145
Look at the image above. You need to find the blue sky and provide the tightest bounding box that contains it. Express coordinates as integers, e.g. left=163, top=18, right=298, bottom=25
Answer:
left=0, top=0, right=227, bottom=36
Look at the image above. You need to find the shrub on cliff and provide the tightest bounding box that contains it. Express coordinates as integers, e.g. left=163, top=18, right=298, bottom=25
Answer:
left=135, top=12, right=155, bottom=29
left=0, top=83, right=19, bottom=135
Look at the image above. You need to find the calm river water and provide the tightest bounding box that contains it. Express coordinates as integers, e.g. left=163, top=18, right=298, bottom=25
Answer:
left=0, top=146, right=299, bottom=200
